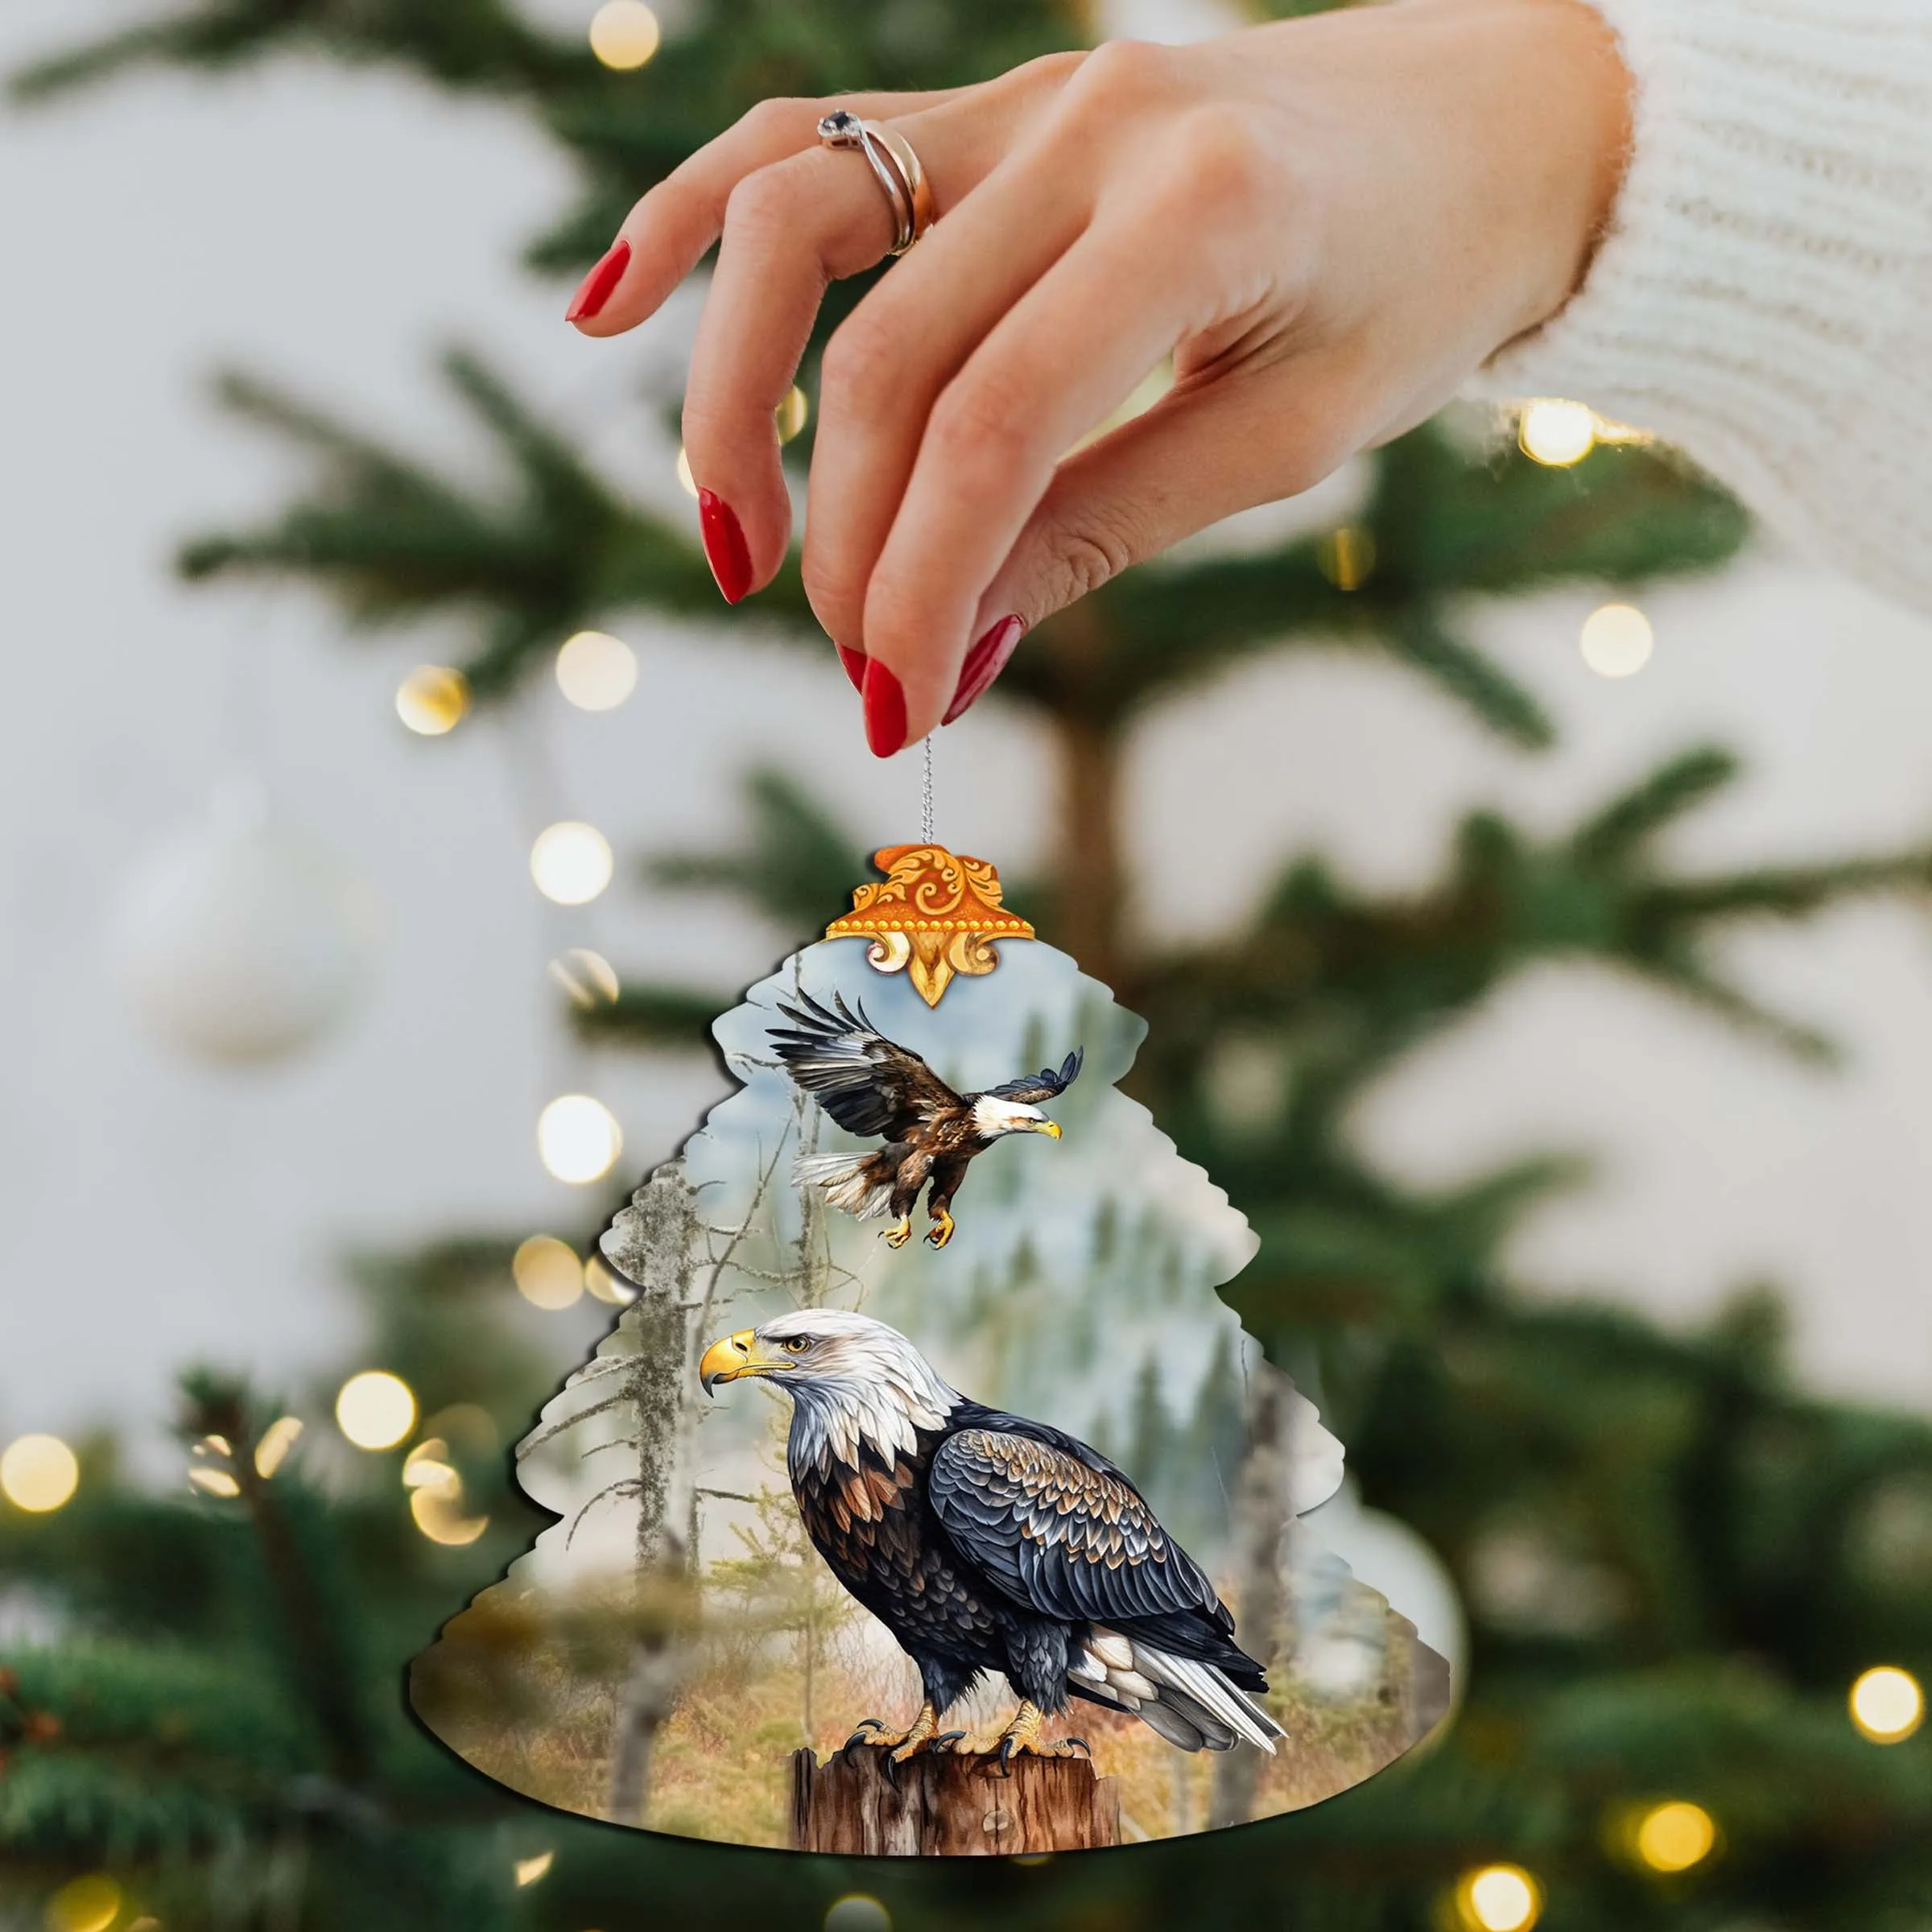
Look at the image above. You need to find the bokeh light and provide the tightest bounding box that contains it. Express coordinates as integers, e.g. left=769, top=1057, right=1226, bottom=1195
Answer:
left=1635, top=1800, right=1717, bottom=1872
left=824, top=1897, right=891, bottom=1932
left=1455, top=1864, right=1542, bottom=1932
left=1, top=1433, right=79, bottom=1513
left=514, top=1852, right=555, bottom=1887
left=1316, top=524, right=1377, bottom=592
left=1519, top=398, right=1597, bottom=466
left=675, top=446, right=699, bottom=497
left=584, top=1255, right=638, bottom=1305
left=776, top=385, right=811, bottom=444
left=539, top=1095, right=623, bottom=1184
left=1579, top=602, right=1653, bottom=678
left=254, top=1414, right=303, bottom=1478
left=514, top=1234, right=585, bottom=1310
left=410, top=1483, right=489, bottom=1546
left=588, top=0, right=659, bottom=69
left=188, top=1464, right=242, bottom=1498
left=1850, top=1665, right=1925, bottom=1742
left=395, top=664, right=470, bottom=735
left=530, top=820, right=613, bottom=905
left=549, top=947, right=621, bottom=1009
left=555, top=630, right=638, bottom=712
left=335, top=1371, right=417, bottom=1451
left=46, top=1875, right=122, bottom=1932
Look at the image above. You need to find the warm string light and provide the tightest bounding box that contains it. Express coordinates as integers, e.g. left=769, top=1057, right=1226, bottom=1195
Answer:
left=513, top=1852, right=555, bottom=1888
left=513, top=1234, right=585, bottom=1310
left=1316, top=525, right=1377, bottom=592
left=584, top=1254, right=637, bottom=1305
left=555, top=630, right=638, bottom=712
left=530, top=820, right=613, bottom=905
left=395, top=664, right=470, bottom=735
left=539, top=1094, right=623, bottom=1183
left=1519, top=398, right=1598, bottom=467
left=254, top=1414, right=304, bottom=1478
left=0, top=1433, right=80, bottom=1513
left=403, top=1436, right=489, bottom=1545
left=1579, top=602, right=1653, bottom=679
left=588, top=0, right=660, bottom=69
left=335, top=1371, right=417, bottom=1451
left=675, top=447, right=700, bottom=497
left=1633, top=1799, right=1718, bottom=1872
left=1455, top=1864, right=1542, bottom=1932
left=46, top=1876, right=122, bottom=1932
left=824, top=1897, right=892, bottom=1932
left=776, top=384, right=811, bottom=444
left=1850, top=1665, right=1925, bottom=1742
left=550, top=947, right=621, bottom=1010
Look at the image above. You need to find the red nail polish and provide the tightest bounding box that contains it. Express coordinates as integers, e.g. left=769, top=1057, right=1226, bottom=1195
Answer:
left=836, top=644, right=867, bottom=693
left=862, top=658, right=907, bottom=758
left=696, top=489, right=753, bottom=605
left=943, top=615, right=1024, bottom=725
left=566, top=238, right=630, bottom=323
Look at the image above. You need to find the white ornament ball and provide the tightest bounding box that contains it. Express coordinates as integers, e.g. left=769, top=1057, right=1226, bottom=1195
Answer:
left=114, top=785, right=379, bottom=1065
left=1305, top=1478, right=1469, bottom=1700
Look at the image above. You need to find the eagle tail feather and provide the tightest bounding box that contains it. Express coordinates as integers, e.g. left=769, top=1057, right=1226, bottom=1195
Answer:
left=1076, top=1627, right=1282, bottom=1755
left=793, top=1150, right=897, bottom=1220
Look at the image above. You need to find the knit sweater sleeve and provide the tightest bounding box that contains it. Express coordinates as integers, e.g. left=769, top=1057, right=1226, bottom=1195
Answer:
left=1463, top=0, right=1932, bottom=614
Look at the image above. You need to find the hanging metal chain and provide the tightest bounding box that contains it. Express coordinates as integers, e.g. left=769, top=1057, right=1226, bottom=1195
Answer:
left=921, top=735, right=935, bottom=847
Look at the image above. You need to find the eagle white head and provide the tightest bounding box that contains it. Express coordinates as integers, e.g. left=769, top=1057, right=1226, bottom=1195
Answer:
left=968, top=1094, right=1063, bottom=1139
left=699, top=1308, right=958, bottom=1472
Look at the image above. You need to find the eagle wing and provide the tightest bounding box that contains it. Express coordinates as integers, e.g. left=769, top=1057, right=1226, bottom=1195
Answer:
left=927, top=1421, right=1228, bottom=1628
left=767, top=991, right=962, bottom=1141
left=982, top=1048, right=1083, bottom=1107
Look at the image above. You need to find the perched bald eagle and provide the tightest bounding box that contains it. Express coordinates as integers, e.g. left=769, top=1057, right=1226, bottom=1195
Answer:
left=700, top=1309, right=1282, bottom=1769
left=769, top=993, right=1081, bottom=1251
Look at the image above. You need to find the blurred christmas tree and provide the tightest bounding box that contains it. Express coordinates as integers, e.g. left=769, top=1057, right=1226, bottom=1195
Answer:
left=6, top=2, right=1932, bottom=1929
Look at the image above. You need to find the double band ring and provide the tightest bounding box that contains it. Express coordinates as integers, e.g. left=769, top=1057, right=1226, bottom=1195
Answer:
left=817, top=110, right=937, bottom=257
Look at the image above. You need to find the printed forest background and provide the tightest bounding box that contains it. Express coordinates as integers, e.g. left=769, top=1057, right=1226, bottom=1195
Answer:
left=3, top=2, right=1932, bottom=1930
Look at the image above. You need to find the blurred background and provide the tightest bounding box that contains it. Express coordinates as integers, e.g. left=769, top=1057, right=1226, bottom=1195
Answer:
left=2, top=0, right=1930, bottom=1929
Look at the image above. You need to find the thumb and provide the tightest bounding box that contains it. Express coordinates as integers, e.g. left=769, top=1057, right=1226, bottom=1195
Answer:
left=943, top=370, right=1351, bottom=724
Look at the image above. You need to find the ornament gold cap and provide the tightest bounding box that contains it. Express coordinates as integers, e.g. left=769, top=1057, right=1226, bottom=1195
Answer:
left=826, top=844, right=1034, bottom=1007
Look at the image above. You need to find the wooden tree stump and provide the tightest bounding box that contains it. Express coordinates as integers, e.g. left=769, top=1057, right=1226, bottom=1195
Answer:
left=791, top=1745, right=1121, bottom=1856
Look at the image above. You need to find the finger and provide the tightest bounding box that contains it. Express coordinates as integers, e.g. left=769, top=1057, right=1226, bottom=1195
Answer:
left=861, top=197, right=1236, bottom=746
left=568, top=88, right=965, bottom=337
left=680, top=104, right=1019, bottom=598
left=943, top=365, right=1360, bottom=724
left=800, top=94, right=1098, bottom=656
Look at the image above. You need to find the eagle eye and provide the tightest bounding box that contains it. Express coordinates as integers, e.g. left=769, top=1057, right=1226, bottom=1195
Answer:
left=782, top=1335, right=811, bottom=1354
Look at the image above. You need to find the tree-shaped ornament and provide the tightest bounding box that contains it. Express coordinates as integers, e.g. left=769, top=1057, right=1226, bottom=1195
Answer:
left=411, top=843, right=1451, bottom=1856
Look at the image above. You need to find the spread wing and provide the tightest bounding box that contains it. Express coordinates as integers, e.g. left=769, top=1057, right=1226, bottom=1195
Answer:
left=767, top=992, right=962, bottom=1141
left=982, top=1048, right=1083, bottom=1107
left=928, top=1422, right=1228, bottom=1628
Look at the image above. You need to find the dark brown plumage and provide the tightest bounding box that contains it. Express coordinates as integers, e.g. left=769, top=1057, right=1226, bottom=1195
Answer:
left=770, top=992, right=1080, bottom=1249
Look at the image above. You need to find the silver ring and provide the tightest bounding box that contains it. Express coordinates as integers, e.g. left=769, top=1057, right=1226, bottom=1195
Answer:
left=817, top=110, right=935, bottom=257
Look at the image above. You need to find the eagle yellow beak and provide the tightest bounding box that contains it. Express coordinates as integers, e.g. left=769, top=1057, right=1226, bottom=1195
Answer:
left=1039, top=1120, right=1063, bottom=1139
left=699, top=1329, right=763, bottom=1393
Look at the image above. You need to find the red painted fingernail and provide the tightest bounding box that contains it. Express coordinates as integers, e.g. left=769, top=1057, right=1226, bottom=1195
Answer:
left=835, top=644, right=867, bottom=693
left=862, top=658, right=907, bottom=758
left=943, top=615, right=1025, bottom=725
left=696, top=489, right=753, bottom=605
left=565, top=238, right=630, bottom=323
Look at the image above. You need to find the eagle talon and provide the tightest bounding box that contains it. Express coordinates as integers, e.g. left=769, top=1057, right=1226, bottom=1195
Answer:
left=881, top=1216, right=914, bottom=1250
left=925, top=1208, right=956, bottom=1250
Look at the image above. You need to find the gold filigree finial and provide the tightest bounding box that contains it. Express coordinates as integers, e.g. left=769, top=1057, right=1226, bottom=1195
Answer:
left=825, top=844, right=1034, bottom=1007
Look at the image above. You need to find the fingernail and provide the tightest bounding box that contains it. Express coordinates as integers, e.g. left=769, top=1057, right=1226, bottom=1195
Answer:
left=566, top=239, right=630, bottom=323
left=835, top=644, right=867, bottom=693
left=862, top=658, right=907, bottom=758
left=696, top=489, right=753, bottom=604
left=943, top=615, right=1025, bottom=725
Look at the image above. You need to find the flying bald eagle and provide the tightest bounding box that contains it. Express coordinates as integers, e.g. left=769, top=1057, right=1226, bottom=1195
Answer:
left=700, top=1309, right=1282, bottom=1770
left=769, top=993, right=1080, bottom=1251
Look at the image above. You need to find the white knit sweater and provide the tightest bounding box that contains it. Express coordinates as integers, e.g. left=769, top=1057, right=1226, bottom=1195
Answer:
left=1465, top=0, right=1932, bottom=614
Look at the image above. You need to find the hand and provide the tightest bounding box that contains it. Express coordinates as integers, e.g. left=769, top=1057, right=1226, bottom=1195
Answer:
left=570, top=0, right=1631, bottom=754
